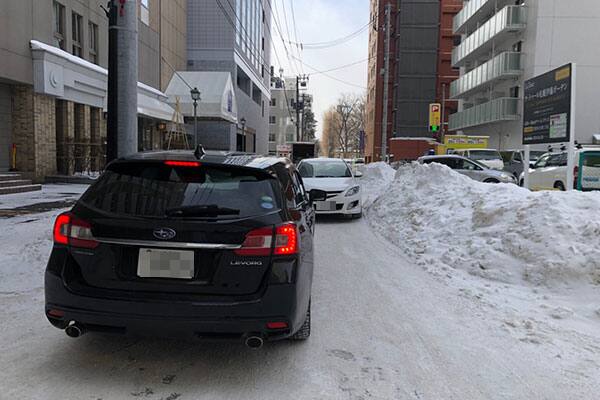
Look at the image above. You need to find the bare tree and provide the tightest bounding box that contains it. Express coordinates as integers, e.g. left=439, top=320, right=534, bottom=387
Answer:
left=321, top=107, right=338, bottom=157
left=332, top=94, right=366, bottom=158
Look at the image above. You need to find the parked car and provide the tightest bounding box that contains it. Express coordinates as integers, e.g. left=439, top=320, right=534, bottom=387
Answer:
left=298, top=158, right=362, bottom=218
left=45, top=149, right=328, bottom=347
left=453, top=149, right=504, bottom=170
left=343, top=158, right=365, bottom=173
left=419, top=155, right=517, bottom=184
left=501, top=150, right=548, bottom=178
left=519, top=147, right=600, bottom=191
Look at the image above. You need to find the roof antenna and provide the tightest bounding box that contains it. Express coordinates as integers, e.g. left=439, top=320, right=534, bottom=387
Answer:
left=194, top=144, right=205, bottom=159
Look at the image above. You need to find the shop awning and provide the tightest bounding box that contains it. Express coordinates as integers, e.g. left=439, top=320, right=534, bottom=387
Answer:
left=30, top=40, right=175, bottom=122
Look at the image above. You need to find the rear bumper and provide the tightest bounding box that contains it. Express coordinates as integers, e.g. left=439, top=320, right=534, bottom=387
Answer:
left=44, top=271, right=307, bottom=341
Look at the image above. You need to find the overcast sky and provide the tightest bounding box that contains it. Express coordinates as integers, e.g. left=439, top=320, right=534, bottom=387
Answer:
left=270, top=0, right=369, bottom=138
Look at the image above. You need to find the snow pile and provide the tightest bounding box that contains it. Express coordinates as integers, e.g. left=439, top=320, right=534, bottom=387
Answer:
left=367, top=162, right=600, bottom=287
left=358, top=162, right=396, bottom=208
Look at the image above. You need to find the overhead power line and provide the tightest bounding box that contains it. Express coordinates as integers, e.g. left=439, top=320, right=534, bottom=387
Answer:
left=293, top=56, right=367, bottom=90
left=289, top=0, right=304, bottom=74
left=269, top=0, right=300, bottom=75
left=286, top=17, right=376, bottom=50
left=307, top=57, right=373, bottom=77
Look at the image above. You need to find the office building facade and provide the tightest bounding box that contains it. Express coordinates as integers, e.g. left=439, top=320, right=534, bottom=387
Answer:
left=449, top=0, right=600, bottom=149
left=186, top=0, right=271, bottom=153
left=365, top=0, right=460, bottom=162
left=0, top=0, right=186, bottom=180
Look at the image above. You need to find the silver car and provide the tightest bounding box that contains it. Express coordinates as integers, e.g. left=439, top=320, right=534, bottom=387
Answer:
left=418, top=155, right=516, bottom=184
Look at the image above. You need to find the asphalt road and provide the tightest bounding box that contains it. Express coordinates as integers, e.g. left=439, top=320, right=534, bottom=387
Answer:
left=1, top=216, right=598, bottom=399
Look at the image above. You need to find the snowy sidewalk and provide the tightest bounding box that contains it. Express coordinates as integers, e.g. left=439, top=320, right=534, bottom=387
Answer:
left=0, top=184, right=88, bottom=217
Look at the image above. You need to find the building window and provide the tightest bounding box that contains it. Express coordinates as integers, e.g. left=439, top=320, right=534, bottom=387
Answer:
left=89, top=22, right=98, bottom=64
left=270, top=98, right=276, bottom=107
left=140, top=0, right=150, bottom=25
left=269, top=116, right=276, bottom=125
left=269, top=132, right=276, bottom=142
left=71, top=12, right=83, bottom=57
left=53, top=1, right=65, bottom=50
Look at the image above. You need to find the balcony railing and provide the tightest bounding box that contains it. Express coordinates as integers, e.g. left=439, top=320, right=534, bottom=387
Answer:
left=453, top=0, right=514, bottom=34
left=449, top=97, right=519, bottom=131
left=450, top=52, right=523, bottom=99
left=452, top=5, right=527, bottom=67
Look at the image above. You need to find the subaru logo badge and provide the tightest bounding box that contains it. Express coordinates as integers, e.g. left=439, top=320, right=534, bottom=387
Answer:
left=153, top=228, right=176, bottom=240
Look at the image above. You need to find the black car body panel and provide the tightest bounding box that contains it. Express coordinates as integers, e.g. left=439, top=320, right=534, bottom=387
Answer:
left=45, top=150, right=315, bottom=341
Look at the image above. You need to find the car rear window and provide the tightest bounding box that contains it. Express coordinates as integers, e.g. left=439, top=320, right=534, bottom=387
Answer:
left=299, top=161, right=352, bottom=178
left=79, top=161, right=282, bottom=219
left=583, top=154, right=600, bottom=168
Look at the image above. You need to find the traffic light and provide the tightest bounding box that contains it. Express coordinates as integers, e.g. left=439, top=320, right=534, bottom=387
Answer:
left=429, top=103, right=441, bottom=133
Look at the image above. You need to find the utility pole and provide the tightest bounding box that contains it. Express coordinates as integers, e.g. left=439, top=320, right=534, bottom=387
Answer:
left=441, top=82, right=446, bottom=143
left=107, top=0, right=138, bottom=162
left=295, top=75, right=308, bottom=142
left=380, top=2, right=392, bottom=162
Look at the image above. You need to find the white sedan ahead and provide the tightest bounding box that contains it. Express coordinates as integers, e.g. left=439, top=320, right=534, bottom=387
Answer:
left=298, top=158, right=362, bottom=218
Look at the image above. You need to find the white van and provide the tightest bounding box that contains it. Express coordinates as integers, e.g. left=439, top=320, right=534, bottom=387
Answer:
left=453, top=149, right=504, bottom=170
left=520, top=147, right=600, bottom=191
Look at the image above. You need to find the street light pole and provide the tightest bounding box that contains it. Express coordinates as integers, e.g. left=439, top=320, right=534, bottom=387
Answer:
left=190, top=87, right=201, bottom=149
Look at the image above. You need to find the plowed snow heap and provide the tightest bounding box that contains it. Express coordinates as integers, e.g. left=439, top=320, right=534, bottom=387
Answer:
left=365, top=162, right=600, bottom=287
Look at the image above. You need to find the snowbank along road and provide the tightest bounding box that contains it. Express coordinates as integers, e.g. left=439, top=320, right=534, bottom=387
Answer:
left=1, top=170, right=600, bottom=399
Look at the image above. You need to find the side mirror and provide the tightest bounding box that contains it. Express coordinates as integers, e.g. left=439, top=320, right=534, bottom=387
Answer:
left=309, top=189, right=327, bottom=202
left=354, top=171, right=363, bottom=178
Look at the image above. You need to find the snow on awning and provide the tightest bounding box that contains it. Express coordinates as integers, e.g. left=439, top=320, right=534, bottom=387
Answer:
left=30, top=40, right=175, bottom=121
left=164, top=71, right=238, bottom=123
left=137, top=93, right=175, bottom=121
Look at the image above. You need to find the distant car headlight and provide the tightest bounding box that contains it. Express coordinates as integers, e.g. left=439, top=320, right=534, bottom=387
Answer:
left=345, top=186, right=360, bottom=197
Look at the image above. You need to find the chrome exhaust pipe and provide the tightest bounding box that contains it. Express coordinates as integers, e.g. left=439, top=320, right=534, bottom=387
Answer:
left=65, top=322, right=85, bottom=338
left=244, top=335, right=264, bottom=349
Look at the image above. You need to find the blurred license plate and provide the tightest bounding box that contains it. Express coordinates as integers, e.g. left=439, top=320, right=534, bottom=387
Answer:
left=316, top=201, right=336, bottom=211
left=137, top=248, right=194, bottom=279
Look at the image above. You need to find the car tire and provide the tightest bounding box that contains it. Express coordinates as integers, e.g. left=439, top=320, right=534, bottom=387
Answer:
left=554, top=181, right=566, bottom=191
left=519, top=179, right=524, bottom=187
left=291, top=301, right=311, bottom=340
left=483, top=178, right=500, bottom=184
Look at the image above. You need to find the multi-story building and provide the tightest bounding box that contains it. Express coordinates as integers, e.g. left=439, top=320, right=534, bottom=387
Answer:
left=268, top=75, right=312, bottom=155
left=0, top=0, right=186, bottom=182
left=365, top=0, right=397, bottom=163
left=365, top=0, right=460, bottom=162
left=448, top=0, right=600, bottom=149
left=186, top=0, right=271, bottom=154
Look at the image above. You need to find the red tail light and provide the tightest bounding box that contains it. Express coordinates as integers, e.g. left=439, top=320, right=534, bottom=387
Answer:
left=274, top=224, right=298, bottom=255
left=266, top=321, right=289, bottom=330
left=235, top=227, right=274, bottom=256
left=235, top=223, right=299, bottom=257
left=165, top=160, right=200, bottom=167
left=53, top=212, right=99, bottom=249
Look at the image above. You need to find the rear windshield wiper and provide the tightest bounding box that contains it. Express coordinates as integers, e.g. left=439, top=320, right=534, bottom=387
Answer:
left=165, top=205, right=240, bottom=218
